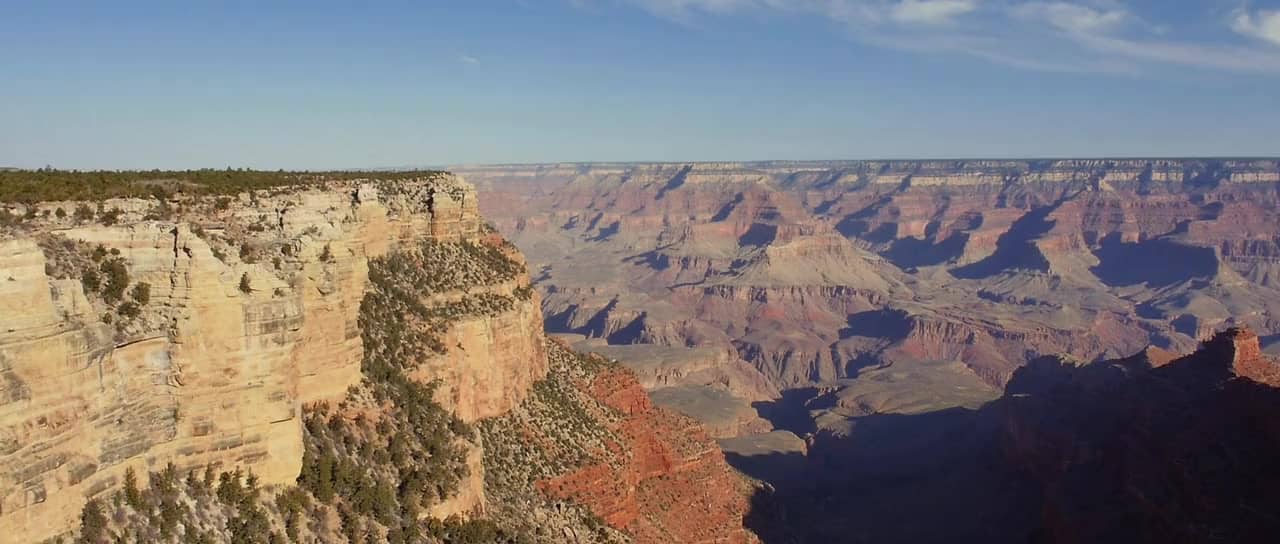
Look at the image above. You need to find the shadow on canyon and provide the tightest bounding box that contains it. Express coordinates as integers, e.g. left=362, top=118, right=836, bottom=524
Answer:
left=733, top=346, right=1280, bottom=544
left=1089, top=233, right=1219, bottom=288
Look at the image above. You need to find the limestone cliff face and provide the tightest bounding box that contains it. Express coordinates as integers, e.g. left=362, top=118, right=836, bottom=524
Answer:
left=409, top=273, right=548, bottom=423
left=0, top=176, right=547, bottom=542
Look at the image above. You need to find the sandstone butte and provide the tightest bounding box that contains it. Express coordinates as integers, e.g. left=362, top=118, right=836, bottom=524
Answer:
left=0, top=175, right=757, bottom=543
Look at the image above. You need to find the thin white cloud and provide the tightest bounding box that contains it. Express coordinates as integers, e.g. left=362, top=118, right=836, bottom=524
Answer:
left=624, top=0, right=755, bottom=20
left=459, top=55, right=480, bottom=64
left=889, top=0, right=976, bottom=25
left=591, top=0, right=1280, bottom=75
left=1008, top=2, right=1280, bottom=74
left=1232, top=8, right=1280, bottom=47
left=619, top=0, right=976, bottom=25
left=1076, top=33, right=1280, bottom=74
left=1011, top=2, right=1127, bottom=34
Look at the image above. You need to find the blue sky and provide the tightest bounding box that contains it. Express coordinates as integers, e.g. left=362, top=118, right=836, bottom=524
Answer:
left=2, top=1, right=1278, bottom=169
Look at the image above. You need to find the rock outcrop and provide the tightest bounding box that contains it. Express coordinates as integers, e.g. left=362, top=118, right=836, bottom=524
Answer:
left=0, top=176, right=550, bottom=542
left=482, top=340, right=758, bottom=544
left=2, top=171, right=759, bottom=543
left=995, top=327, right=1280, bottom=542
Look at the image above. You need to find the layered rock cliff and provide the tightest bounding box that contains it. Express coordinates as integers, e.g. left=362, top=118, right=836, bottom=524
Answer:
left=1, top=171, right=758, bottom=543
left=465, top=159, right=1280, bottom=396
left=0, top=175, right=555, bottom=542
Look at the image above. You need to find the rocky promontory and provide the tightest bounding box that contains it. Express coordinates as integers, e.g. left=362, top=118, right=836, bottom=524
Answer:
left=0, top=171, right=757, bottom=543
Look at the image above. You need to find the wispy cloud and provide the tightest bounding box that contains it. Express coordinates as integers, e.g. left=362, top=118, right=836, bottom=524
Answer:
left=1007, top=2, right=1280, bottom=74
left=620, top=0, right=976, bottom=25
left=591, top=0, right=1280, bottom=75
left=889, top=0, right=976, bottom=25
left=459, top=55, right=480, bottom=64
left=622, top=0, right=755, bottom=21
left=1232, top=8, right=1280, bottom=47
left=1010, top=2, right=1128, bottom=34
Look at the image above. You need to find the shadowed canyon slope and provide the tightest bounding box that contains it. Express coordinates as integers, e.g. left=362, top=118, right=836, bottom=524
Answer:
left=466, top=160, right=1280, bottom=395
left=0, top=173, right=756, bottom=543
left=741, top=327, right=1280, bottom=543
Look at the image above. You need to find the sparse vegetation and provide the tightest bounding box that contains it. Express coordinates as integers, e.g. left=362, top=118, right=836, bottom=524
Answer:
left=98, top=207, right=122, bottom=226
left=478, top=340, right=629, bottom=543
left=45, top=194, right=627, bottom=542
left=99, top=257, right=130, bottom=303
left=73, top=204, right=94, bottom=222
left=130, top=282, right=151, bottom=305
left=0, top=168, right=448, bottom=202
left=35, top=235, right=152, bottom=335
left=239, top=243, right=259, bottom=264
left=65, top=238, right=542, bottom=543
left=116, top=301, right=141, bottom=318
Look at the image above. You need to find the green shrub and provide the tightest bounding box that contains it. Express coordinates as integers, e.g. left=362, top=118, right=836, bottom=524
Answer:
left=98, top=208, right=122, bottom=226
left=123, top=467, right=142, bottom=508
left=98, top=258, right=129, bottom=303
left=76, top=499, right=106, bottom=544
left=116, top=301, right=140, bottom=318
left=81, top=269, right=100, bottom=292
left=130, top=282, right=150, bottom=305
left=239, top=244, right=258, bottom=264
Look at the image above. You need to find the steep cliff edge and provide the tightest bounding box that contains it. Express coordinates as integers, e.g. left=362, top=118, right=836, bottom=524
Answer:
left=1, top=171, right=756, bottom=543
left=0, top=174, right=548, bottom=542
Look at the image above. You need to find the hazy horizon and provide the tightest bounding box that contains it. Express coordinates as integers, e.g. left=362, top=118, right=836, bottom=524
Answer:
left=9, top=155, right=1280, bottom=173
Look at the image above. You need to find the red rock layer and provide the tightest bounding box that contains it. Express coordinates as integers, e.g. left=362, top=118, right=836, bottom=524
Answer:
left=468, top=161, right=1280, bottom=394
left=538, top=368, right=758, bottom=544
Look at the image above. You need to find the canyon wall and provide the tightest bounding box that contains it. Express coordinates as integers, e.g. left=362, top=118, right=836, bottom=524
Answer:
left=0, top=176, right=548, bottom=542
left=480, top=340, right=759, bottom=544
left=994, top=327, right=1280, bottom=542
left=734, top=327, right=1280, bottom=543
left=465, top=159, right=1280, bottom=395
